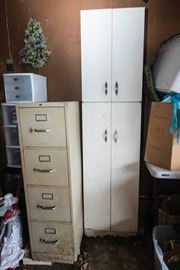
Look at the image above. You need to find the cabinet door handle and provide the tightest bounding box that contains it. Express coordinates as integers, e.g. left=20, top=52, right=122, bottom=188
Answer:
left=104, top=82, right=108, bottom=96
left=36, top=204, right=56, bottom=210
left=30, top=128, right=50, bottom=133
left=40, top=238, right=59, bottom=245
left=103, top=130, right=108, bottom=142
left=33, top=168, right=54, bottom=173
left=115, top=82, right=118, bottom=96
left=113, top=130, right=118, bottom=143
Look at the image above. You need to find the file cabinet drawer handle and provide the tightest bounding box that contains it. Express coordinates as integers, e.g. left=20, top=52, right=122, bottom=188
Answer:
left=40, top=238, right=59, bottom=245
left=30, top=128, right=50, bottom=133
left=33, top=168, right=54, bottom=173
left=36, top=204, right=56, bottom=210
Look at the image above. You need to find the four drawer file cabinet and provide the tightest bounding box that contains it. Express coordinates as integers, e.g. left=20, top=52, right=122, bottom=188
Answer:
left=16, top=102, right=83, bottom=263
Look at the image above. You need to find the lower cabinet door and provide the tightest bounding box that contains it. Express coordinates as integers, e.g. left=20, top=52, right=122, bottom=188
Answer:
left=27, top=186, right=71, bottom=222
left=30, top=221, right=73, bottom=255
left=82, top=103, right=111, bottom=232
left=111, top=103, right=141, bottom=233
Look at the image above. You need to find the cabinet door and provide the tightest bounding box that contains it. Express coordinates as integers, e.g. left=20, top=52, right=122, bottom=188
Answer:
left=82, top=103, right=111, bottom=232
left=81, top=9, right=112, bottom=102
left=112, top=8, right=144, bottom=102
left=111, top=103, right=141, bottom=233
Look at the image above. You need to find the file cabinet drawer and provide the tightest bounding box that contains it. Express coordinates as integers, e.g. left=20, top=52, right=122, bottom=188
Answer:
left=28, top=186, right=71, bottom=222
left=18, top=107, right=66, bottom=147
left=31, top=221, right=73, bottom=255
left=23, top=149, right=69, bottom=186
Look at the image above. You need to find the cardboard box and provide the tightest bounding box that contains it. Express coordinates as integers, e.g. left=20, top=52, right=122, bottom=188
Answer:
left=145, top=102, right=180, bottom=170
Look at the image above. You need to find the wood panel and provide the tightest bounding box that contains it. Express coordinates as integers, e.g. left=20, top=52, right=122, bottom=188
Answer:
left=0, top=0, right=180, bottom=101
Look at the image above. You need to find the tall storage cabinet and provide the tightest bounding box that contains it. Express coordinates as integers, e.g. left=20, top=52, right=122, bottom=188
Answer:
left=81, top=8, right=145, bottom=235
left=16, top=102, right=83, bottom=263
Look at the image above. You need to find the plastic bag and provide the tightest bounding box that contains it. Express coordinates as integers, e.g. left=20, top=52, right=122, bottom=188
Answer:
left=0, top=194, right=24, bottom=270
left=162, top=93, right=180, bottom=143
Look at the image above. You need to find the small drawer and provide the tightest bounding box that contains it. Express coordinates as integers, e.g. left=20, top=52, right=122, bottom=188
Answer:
left=1, top=104, right=17, bottom=125
left=23, top=149, right=69, bottom=186
left=5, top=88, right=32, bottom=103
left=31, top=221, right=73, bottom=255
left=3, top=73, right=47, bottom=103
left=5, top=82, right=31, bottom=92
left=4, top=126, right=19, bottom=146
left=27, top=186, right=71, bottom=222
left=3, top=74, right=31, bottom=85
left=18, top=107, right=67, bottom=147
left=6, top=147, right=21, bottom=168
left=4, top=75, right=32, bottom=103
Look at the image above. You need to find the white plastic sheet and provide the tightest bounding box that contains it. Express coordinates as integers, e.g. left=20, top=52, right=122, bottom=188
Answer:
left=0, top=194, right=24, bottom=270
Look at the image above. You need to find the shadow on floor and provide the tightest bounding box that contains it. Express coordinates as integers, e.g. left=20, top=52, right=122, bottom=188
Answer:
left=24, top=232, right=154, bottom=270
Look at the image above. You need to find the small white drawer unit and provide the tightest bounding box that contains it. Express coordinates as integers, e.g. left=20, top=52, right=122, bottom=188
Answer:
left=3, top=73, right=47, bottom=103
left=16, top=102, right=83, bottom=263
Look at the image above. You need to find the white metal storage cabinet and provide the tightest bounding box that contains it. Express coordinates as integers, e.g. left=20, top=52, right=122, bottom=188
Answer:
left=81, top=8, right=144, bottom=102
left=81, top=7, right=144, bottom=236
left=16, top=102, right=83, bottom=263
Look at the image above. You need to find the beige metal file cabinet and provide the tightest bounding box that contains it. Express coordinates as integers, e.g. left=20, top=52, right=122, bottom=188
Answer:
left=16, top=102, right=83, bottom=263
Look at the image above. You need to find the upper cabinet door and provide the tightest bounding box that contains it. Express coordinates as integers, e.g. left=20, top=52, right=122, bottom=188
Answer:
left=81, top=9, right=112, bottom=102
left=112, top=8, right=145, bottom=102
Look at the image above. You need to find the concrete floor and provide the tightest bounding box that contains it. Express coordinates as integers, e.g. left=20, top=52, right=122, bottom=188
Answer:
left=23, top=233, right=154, bottom=270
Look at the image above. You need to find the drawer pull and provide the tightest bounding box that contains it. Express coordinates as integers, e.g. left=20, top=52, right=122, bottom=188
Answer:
left=33, top=168, right=54, bottom=173
left=103, top=130, right=108, bottom=142
left=40, top=238, right=59, bottom=245
left=115, top=81, right=119, bottom=96
left=36, top=204, right=56, bottom=210
left=113, top=130, right=118, bottom=143
left=30, top=128, right=50, bottom=133
left=104, top=82, right=108, bottom=96
left=15, top=95, right=20, bottom=98
left=13, top=78, right=19, bottom=81
left=14, top=86, right=20, bottom=90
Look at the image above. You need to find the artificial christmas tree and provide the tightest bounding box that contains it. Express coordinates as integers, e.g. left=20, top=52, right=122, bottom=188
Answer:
left=19, top=18, right=51, bottom=72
